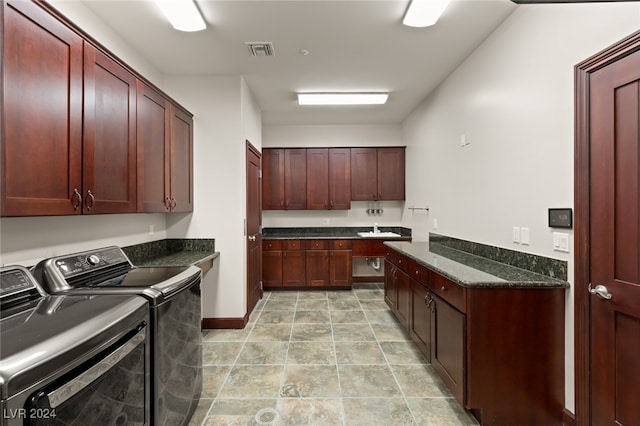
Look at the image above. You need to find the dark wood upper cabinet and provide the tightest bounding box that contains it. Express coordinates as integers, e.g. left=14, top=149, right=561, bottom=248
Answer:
left=306, top=149, right=330, bottom=210
left=284, top=149, right=307, bottom=209
left=306, top=148, right=351, bottom=210
left=169, top=104, right=194, bottom=212
left=262, top=148, right=306, bottom=210
left=137, top=82, right=171, bottom=212
left=377, top=147, right=405, bottom=200
left=262, top=149, right=285, bottom=210
left=136, top=83, right=193, bottom=213
left=2, top=0, right=83, bottom=216
left=83, top=43, right=137, bottom=214
left=350, top=148, right=378, bottom=201
left=328, top=148, right=351, bottom=209
left=351, top=147, right=405, bottom=201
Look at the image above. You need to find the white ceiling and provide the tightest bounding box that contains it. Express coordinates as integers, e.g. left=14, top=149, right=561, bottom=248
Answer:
left=81, top=0, right=518, bottom=125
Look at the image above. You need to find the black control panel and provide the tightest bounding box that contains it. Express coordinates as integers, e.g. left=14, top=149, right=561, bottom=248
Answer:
left=0, top=268, right=36, bottom=299
left=54, top=247, right=130, bottom=278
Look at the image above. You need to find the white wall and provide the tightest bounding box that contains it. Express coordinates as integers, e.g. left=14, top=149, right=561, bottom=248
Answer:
left=401, top=2, right=640, bottom=413
left=47, top=0, right=164, bottom=87
left=262, top=124, right=407, bottom=228
left=164, top=76, right=246, bottom=319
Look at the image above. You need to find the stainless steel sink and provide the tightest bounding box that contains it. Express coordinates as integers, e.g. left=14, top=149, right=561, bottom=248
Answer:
left=357, top=231, right=401, bottom=238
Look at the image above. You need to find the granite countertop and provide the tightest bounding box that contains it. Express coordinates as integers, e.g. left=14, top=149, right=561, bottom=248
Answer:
left=384, top=241, right=569, bottom=289
left=122, top=239, right=219, bottom=267
left=262, top=226, right=412, bottom=240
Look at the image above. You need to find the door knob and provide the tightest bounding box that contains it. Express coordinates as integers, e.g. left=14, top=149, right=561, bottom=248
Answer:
left=588, top=283, right=612, bottom=300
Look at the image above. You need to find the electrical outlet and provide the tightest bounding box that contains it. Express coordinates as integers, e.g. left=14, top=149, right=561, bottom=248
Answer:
left=322, top=218, right=330, bottom=225
left=433, top=218, right=438, bottom=230
left=148, top=224, right=155, bottom=235
left=521, top=228, right=530, bottom=245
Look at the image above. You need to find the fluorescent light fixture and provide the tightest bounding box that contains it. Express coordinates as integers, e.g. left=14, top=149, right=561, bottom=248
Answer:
left=154, top=0, right=206, bottom=32
left=297, top=93, right=389, bottom=106
left=403, top=0, right=451, bottom=28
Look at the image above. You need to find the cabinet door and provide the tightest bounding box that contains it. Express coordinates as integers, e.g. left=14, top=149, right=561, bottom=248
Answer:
left=384, top=260, right=397, bottom=310
left=350, top=148, right=378, bottom=201
left=283, top=251, right=306, bottom=286
left=2, top=1, right=83, bottom=216
left=262, top=149, right=285, bottom=209
left=396, top=268, right=411, bottom=329
left=83, top=44, right=137, bottom=214
left=137, top=82, right=170, bottom=212
left=284, top=148, right=307, bottom=209
left=262, top=250, right=283, bottom=287
left=169, top=105, right=194, bottom=212
left=432, top=293, right=466, bottom=405
left=328, top=148, right=351, bottom=209
left=306, top=148, right=329, bottom=210
left=330, top=250, right=352, bottom=286
left=377, top=147, right=405, bottom=200
left=306, top=250, right=330, bottom=286
left=410, top=280, right=432, bottom=362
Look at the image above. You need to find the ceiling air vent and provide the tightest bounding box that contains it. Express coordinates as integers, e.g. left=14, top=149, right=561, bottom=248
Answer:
left=245, top=42, right=275, bottom=57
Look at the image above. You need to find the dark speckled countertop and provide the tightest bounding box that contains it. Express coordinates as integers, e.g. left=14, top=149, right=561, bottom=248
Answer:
left=122, top=239, right=219, bottom=267
left=384, top=241, right=569, bottom=289
left=262, top=226, right=412, bottom=240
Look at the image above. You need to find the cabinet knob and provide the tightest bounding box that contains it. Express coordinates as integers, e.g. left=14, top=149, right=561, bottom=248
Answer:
left=441, top=286, right=447, bottom=292
left=415, top=270, right=419, bottom=275
left=398, top=259, right=402, bottom=264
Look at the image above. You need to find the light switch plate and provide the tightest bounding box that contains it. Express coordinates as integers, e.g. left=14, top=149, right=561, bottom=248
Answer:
left=553, top=232, right=569, bottom=253
left=521, top=228, right=530, bottom=245
left=512, top=227, right=520, bottom=243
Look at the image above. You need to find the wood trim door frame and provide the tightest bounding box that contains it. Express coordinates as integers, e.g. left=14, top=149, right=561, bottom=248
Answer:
left=574, top=30, right=640, bottom=426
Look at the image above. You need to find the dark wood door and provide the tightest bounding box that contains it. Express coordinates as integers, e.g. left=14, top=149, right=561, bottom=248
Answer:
left=329, top=250, right=352, bottom=286
left=328, top=148, right=351, bottom=209
left=170, top=105, right=193, bottom=212
left=246, top=142, right=262, bottom=314
left=409, top=279, right=432, bottom=362
left=431, top=293, right=465, bottom=405
left=283, top=251, right=306, bottom=286
left=262, top=149, right=285, bottom=209
left=395, top=268, right=411, bottom=329
left=306, top=148, right=329, bottom=210
left=350, top=148, right=378, bottom=201
left=586, top=39, right=640, bottom=426
left=284, top=148, right=307, bottom=209
left=83, top=44, right=137, bottom=214
left=262, top=250, right=282, bottom=287
left=136, top=82, right=171, bottom=212
left=377, top=147, right=405, bottom=201
left=306, top=250, right=329, bottom=286
left=384, top=260, right=397, bottom=310
left=2, top=0, right=83, bottom=216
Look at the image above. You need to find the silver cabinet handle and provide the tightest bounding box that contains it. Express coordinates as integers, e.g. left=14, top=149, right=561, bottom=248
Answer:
left=86, top=189, right=95, bottom=211
left=248, top=235, right=256, bottom=241
left=588, top=283, right=612, bottom=300
left=72, top=189, right=82, bottom=210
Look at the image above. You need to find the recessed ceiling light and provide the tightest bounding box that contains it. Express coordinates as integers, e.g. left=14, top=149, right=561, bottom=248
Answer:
left=297, top=93, right=389, bottom=106
left=403, top=0, right=451, bottom=28
left=154, top=0, right=206, bottom=32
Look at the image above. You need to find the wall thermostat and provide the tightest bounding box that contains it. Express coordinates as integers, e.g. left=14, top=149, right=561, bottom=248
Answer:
left=548, top=208, right=572, bottom=229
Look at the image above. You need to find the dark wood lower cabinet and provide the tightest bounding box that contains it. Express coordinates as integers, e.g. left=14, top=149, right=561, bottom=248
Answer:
left=386, top=246, right=565, bottom=426
left=263, top=239, right=351, bottom=289
left=283, top=251, right=306, bottom=286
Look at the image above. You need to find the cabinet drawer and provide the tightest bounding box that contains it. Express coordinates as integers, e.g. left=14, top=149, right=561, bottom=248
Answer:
left=407, top=259, right=430, bottom=284
left=385, top=248, right=402, bottom=267
left=432, top=273, right=465, bottom=312
left=285, top=240, right=304, bottom=250
left=263, top=240, right=283, bottom=251
left=331, top=240, right=352, bottom=250
left=306, top=240, right=329, bottom=250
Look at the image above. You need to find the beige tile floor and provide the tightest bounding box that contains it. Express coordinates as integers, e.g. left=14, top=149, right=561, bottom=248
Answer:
left=189, top=284, right=479, bottom=426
